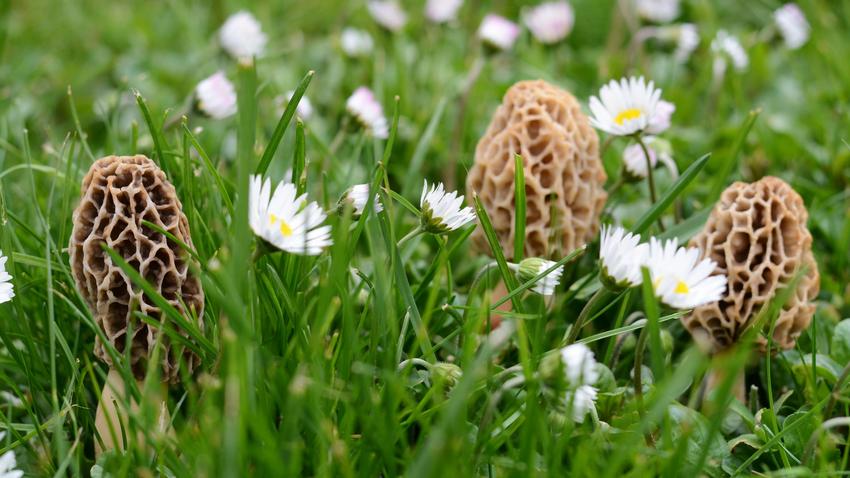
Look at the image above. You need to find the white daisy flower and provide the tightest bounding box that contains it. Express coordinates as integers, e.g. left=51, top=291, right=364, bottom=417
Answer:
left=774, top=3, right=809, bottom=50
left=646, top=237, right=727, bottom=309
left=0, top=434, right=21, bottom=478
left=567, top=384, right=598, bottom=423
left=341, top=184, right=383, bottom=216
left=647, top=99, right=675, bottom=134
left=622, top=136, right=676, bottom=180
left=346, top=87, right=389, bottom=139
left=599, top=225, right=648, bottom=289
left=711, top=30, right=749, bottom=73
left=368, top=1, right=407, bottom=32
left=588, top=76, right=662, bottom=137
left=419, top=180, right=476, bottom=234
left=635, top=0, right=680, bottom=23
left=340, top=28, right=374, bottom=57
left=560, top=343, right=599, bottom=386
left=219, top=11, right=267, bottom=62
left=513, top=258, right=564, bottom=296
left=674, top=23, right=700, bottom=62
left=426, top=0, right=463, bottom=23
left=524, top=1, right=574, bottom=45
left=195, top=71, right=237, bottom=119
left=0, top=251, right=13, bottom=304
left=249, top=175, right=333, bottom=255
left=478, top=14, right=521, bottom=51
left=282, top=90, right=313, bottom=120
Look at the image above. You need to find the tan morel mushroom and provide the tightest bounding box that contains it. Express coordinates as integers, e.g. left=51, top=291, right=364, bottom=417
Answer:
left=685, top=177, right=819, bottom=400
left=70, top=155, right=204, bottom=454
left=466, top=80, right=607, bottom=260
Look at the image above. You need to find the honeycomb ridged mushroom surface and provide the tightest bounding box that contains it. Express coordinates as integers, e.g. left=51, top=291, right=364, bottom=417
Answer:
left=684, top=177, right=819, bottom=352
left=466, top=80, right=607, bottom=260
left=70, top=155, right=204, bottom=383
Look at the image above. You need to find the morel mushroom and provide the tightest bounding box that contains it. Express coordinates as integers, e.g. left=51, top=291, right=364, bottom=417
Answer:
left=70, top=155, right=204, bottom=454
left=466, top=80, right=607, bottom=260
left=684, top=176, right=819, bottom=353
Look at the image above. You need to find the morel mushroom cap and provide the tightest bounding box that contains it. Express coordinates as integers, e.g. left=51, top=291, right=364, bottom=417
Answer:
left=466, top=80, right=607, bottom=260
left=70, top=155, right=204, bottom=383
left=684, top=177, right=819, bottom=352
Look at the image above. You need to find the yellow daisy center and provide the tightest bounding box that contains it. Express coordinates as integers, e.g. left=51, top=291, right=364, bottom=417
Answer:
left=614, top=108, right=643, bottom=125
left=269, top=214, right=294, bottom=237
left=674, top=280, right=690, bottom=294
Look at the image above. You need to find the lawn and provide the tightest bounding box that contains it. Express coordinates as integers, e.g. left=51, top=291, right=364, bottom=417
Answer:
left=0, top=0, right=849, bottom=476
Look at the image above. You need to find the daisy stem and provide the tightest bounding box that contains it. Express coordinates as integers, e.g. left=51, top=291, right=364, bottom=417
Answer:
left=397, top=226, right=424, bottom=249
left=329, top=116, right=350, bottom=155
left=635, top=134, right=664, bottom=232
left=633, top=326, right=648, bottom=419
left=565, top=288, right=610, bottom=344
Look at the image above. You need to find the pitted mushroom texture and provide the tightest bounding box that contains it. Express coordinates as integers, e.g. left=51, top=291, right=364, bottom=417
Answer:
left=70, top=155, right=204, bottom=383
left=466, top=80, right=607, bottom=260
left=684, top=177, right=819, bottom=352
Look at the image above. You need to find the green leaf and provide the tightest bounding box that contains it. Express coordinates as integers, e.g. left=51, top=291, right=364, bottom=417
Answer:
left=633, top=153, right=710, bottom=234
left=830, top=319, right=850, bottom=364
left=255, top=70, right=314, bottom=176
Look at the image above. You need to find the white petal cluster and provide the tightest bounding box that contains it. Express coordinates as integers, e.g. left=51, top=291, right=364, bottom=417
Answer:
left=219, top=11, right=267, bottom=62
left=524, top=2, right=574, bottom=45
left=368, top=1, right=407, bottom=32
left=599, top=225, right=648, bottom=288
left=478, top=14, right=521, bottom=51
left=249, top=176, right=333, bottom=255
left=712, top=30, right=749, bottom=73
left=774, top=3, right=809, bottom=50
left=559, top=344, right=599, bottom=422
left=647, top=99, right=675, bottom=134
left=674, top=23, right=700, bottom=62
left=341, top=28, right=374, bottom=57
left=646, top=238, right=728, bottom=309
left=425, top=0, right=463, bottom=24
left=0, top=252, right=14, bottom=304
left=589, top=76, right=662, bottom=136
left=343, top=184, right=383, bottom=216
left=419, top=180, right=476, bottom=234
left=346, top=87, right=389, bottom=139
left=196, top=72, right=237, bottom=119
left=515, top=258, right=564, bottom=296
left=0, top=433, right=21, bottom=478
left=635, top=0, right=680, bottom=23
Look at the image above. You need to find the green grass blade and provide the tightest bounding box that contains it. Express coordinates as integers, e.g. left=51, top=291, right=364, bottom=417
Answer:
left=255, top=70, right=314, bottom=176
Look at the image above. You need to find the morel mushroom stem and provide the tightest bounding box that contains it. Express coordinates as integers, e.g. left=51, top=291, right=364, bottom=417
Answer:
left=95, top=368, right=171, bottom=456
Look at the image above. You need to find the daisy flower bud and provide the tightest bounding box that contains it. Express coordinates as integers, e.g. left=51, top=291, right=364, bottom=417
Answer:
left=711, top=30, right=748, bottom=74
left=425, top=0, right=463, bottom=24
left=674, top=24, right=699, bottom=62
left=340, top=28, right=374, bottom=57
left=567, top=384, right=598, bottom=423
left=346, top=87, right=389, bottom=139
left=634, top=0, right=680, bottom=23
left=588, top=76, right=662, bottom=137
left=524, top=2, right=574, bottom=45
left=646, top=237, right=728, bottom=310
left=599, top=225, right=648, bottom=289
left=419, top=180, right=476, bottom=234
left=774, top=3, right=809, bottom=50
left=477, top=14, right=521, bottom=51
left=195, top=71, right=237, bottom=119
left=431, top=362, right=462, bottom=387
left=339, top=184, right=383, bottom=216
left=559, top=343, right=600, bottom=386
left=513, top=258, right=563, bottom=296
left=219, top=11, right=267, bottom=62
left=0, top=251, right=14, bottom=304
left=368, top=1, right=407, bottom=32
left=622, top=136, right=674, bottom=180
left=249, top=176, right=333, bottom=255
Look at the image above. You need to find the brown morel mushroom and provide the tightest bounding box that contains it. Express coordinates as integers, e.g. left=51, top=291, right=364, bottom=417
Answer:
left=684, top=177, right=819, bottom=400
left=70, top=155, right=204, bottom=455
left=466, top=80, right=607, bottom=260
